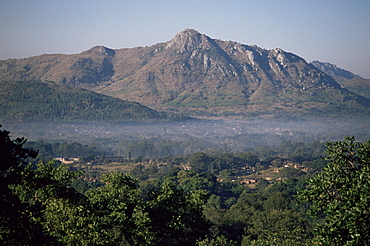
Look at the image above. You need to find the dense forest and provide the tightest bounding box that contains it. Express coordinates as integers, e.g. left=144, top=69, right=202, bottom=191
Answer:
left=1, top=125, right=369, bottom=245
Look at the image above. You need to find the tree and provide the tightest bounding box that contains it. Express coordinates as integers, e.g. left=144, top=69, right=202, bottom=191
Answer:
left=79, top=154, right=96, bottom=164
left=298, top=137, right=370, bottom=245
left=147, top=180, right=210, bottom=245
left=0, top=125, right=43, bottom=245
left=219, top=169, right=233, bottom=182
left=222, top=192, right=262, bottom=241
left=278, top=166, right=303, bottom=180
left=255, top=178, right=270, bottom=190
left=42, top=172, right=150, bottom=245
left=0, top=125, right=38, bottom=174
left=83, top=173, right=150, bottom=245
left=243, top=210, right=311, bottom=245
left=237, top=152, right=259, bottom=168
left=1, top=126, right=212, bottom=245
left=187, top=152, right=212, bottom=173
left=196, top=235, right=238, bottom=246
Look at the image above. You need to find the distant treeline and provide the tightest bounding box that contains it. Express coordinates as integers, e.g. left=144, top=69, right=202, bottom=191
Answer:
left=26, top=138, right=327, bottom=173
left=122, top=140, right=327, bottom=183
left=25, top=140, right=103, bottom=159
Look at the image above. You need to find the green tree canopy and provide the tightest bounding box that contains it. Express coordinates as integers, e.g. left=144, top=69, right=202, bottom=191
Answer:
left=298, top=136, right=370, bottom=245
left=0, top=125, right=42, bottom=244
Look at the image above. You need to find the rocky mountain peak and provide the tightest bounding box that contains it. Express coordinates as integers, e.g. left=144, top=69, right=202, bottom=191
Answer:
left=166, top=29, right=210, bottom=53
left=0, top=30, right=368, bottom=118
left=81, top=46, right=116, bottom=57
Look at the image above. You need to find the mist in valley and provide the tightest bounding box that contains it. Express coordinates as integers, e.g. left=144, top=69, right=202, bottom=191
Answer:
left=3, top=117, right=369, bottom=159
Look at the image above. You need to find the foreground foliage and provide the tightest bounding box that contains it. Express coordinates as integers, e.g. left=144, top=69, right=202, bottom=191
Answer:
left=298, top=136, right=370, bottom=245
left=1, top=124, right=369, bottom=245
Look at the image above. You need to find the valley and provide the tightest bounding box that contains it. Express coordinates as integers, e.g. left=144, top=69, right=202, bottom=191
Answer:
left=1, top=29, right=369, bottom=245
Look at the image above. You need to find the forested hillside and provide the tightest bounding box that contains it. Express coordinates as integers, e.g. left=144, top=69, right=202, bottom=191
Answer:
left=2, top=125, right=369, bottom=245
left=0, top=80, right=187, bottom=122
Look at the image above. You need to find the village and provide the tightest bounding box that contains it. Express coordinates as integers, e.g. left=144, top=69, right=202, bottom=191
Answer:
left=56, top=154, right=309, bottom=189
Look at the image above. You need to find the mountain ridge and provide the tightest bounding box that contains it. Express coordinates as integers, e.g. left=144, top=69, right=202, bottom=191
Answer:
left=1, top=29, right=369, bottom=118
left=310, top=60, right=363, bottom=83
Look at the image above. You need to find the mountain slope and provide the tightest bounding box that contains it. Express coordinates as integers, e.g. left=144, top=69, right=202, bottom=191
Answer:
left=0, top=46, right=115, bottom=87
left=310, top=61, right=370, bottom=100
left=310, top=60, right=362, bottom=83
left=337, top=78, right=370, bottom=100
left=0, top=80, right=185, bottom=122
left=0, top=29, right=369, bottom=117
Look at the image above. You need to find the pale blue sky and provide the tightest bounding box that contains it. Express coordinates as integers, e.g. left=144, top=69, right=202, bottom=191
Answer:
left=1, top=0, right=369, bottom=77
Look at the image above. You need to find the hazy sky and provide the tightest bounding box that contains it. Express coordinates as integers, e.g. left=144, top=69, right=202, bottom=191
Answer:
left=1, top=0, right=369, bottom=78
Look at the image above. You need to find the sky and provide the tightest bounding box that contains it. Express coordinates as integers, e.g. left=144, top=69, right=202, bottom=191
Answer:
left=1, top=0, right=369, bottom=78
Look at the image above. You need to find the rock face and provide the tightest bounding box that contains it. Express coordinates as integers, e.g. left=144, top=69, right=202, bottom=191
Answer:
left=1, top=29, right=369, bottom=117
left=166, top=29, right=209, bottom=53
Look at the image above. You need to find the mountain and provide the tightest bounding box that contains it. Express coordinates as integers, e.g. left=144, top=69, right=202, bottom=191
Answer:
left=310, top=60, right=363, bottom=83
left=0, top=46, right=115, bottom=87
left=310, top=61, right=370, bottom=100
left=0, top=80, right=186, bottom=122
left=1, top=29, right=369, bottom=118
